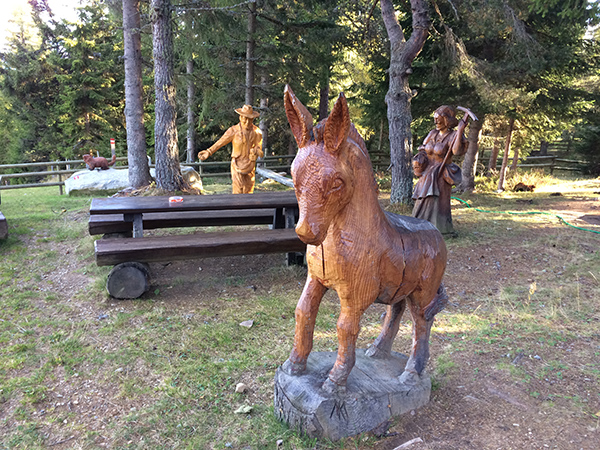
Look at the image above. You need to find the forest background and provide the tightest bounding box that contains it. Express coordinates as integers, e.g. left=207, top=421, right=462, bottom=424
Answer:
left=1, top=0, right=599, bottom=201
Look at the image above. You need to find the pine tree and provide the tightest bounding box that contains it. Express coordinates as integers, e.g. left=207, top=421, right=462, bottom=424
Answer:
left=152, top=0, right=188, bottom=191
left=123, top=0, right=152, bottom=188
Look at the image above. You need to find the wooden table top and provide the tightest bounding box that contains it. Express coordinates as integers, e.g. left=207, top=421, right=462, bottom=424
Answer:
left=89, top=191, right=298, bottom=215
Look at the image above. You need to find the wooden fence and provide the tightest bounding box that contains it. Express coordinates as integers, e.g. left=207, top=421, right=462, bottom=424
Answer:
left=0, top=156, right=294, bottom=194
left=368, top=151, right=586, bottom=175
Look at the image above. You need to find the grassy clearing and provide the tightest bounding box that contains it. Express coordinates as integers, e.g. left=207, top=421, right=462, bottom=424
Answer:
left=0, top=175, right=599, bottom=449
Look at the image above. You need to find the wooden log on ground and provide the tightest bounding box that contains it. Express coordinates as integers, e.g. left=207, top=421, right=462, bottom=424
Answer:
left=256, top=167, right=294, bottom=188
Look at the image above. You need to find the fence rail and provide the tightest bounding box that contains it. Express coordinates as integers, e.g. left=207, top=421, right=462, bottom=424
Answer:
left=0, top=156, right=294, bottom=194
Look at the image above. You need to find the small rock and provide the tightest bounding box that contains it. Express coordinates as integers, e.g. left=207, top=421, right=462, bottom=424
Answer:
left=239, top=320, right=254, bottom=328
left=235, top=383, right=247, bottom=394
left=276, top=440, right=283, bottom=447
left=234, top=405, right=253, bottom=414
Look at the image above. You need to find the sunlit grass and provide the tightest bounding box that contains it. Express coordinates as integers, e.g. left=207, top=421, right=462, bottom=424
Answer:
left=0, top=176, right=599, bottom=448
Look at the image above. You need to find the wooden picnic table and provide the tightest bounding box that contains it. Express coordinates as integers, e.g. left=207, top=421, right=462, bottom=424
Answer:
left=90, top=191, right=300, bottom=237
left=89, top=191, right=305, bottom=299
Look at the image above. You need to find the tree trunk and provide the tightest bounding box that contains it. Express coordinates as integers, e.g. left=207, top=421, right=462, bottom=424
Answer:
left=151, top=0, right=187, bottom=191
left=510, top=143, right=519, bottom=172
left=245, top=1, right=256, bottom=106
left=459, top=117, right=483, bottom=192
left=259, top=73, right=269, bottom=155
left=497, top=117, right=514, bottom=192
left=381, top=0, right=430, bottom=205
left=377, top=118, right=385, bottom=153
left=186, top=59, right=196, bottom=164
left=318, top=75, right=329, bottom=122
left=487, top=136, right=501, bottom=175
left=123, top=0, right=152, bottom=188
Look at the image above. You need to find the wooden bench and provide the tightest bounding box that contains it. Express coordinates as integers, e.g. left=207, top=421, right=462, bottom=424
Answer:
left=0, top=212, right=7, bottom=239
left=0, top=193, right=7, bottom=239
left=89, top=191, right=305, bottom=299
left=89, top=208, right=276, bottom=235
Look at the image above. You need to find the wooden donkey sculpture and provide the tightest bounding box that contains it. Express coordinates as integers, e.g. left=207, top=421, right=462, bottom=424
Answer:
left=282, top=85, right=449, bottom=393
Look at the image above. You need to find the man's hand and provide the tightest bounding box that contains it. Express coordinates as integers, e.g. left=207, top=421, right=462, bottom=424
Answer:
left=198, top=150, right=210, bottom=161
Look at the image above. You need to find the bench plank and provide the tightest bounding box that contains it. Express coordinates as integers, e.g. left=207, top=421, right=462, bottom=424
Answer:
left=89, top=208, right=276, bottom=235
left=95, top=228, right=305, bottom=266
left=90, top=191, right=298, bottom=215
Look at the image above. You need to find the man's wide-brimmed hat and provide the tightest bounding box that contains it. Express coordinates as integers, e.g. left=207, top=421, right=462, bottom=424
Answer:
left=235, top=104, right=260, bottom=119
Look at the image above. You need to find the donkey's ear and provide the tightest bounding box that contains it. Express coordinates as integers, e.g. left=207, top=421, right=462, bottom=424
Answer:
left=284, top=85, right=313, bottom=148
left=324, top=92, right=350, bottom=154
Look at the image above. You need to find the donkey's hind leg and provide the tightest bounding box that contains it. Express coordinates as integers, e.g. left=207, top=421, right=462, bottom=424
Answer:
left=365, top=299, right=406, bottom=358
left=400, top=288, right=444, bottom=384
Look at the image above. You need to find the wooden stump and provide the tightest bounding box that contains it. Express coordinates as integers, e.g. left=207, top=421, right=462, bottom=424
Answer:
left=274, top=349, right=431, bottom=441
left=106, top=262, right=150, bottom=299
left=0, top=211, right=7, bottom=239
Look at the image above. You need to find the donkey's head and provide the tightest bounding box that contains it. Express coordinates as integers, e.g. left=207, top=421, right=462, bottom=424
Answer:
left=285, top=85, right=356, bottom=246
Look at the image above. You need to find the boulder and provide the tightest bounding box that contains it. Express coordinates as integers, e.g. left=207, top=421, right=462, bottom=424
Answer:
left=64, top=166, right=203, bottom=195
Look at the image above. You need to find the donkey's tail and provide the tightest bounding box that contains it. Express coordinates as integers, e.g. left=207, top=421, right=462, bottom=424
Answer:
left=423, top=282, right=448, bottom=321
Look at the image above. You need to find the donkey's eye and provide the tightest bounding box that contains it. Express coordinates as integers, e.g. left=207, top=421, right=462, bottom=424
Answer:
left=331, top=178, right=344, bottom=191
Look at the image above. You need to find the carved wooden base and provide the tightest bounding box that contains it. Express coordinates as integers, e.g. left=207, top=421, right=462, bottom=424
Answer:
left=274, top=349, right=431, bottom=441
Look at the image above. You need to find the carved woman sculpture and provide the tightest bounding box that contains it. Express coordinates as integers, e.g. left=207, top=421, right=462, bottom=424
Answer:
left=198, top=105, right=263, bottom=194
left=412, top=105, right=474, bottom=235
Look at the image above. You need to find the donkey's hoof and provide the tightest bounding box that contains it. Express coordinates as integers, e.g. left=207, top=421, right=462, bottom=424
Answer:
left=365, top=344, right=389, bottom=359
left=281, top=359, right=306, bottom=376
left=322, top=378, right=346, bottom=395
left=399, top=370, right=421, bottom=386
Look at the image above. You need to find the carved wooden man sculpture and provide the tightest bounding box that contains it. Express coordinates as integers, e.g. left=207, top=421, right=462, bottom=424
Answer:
left=198, top=105, right=263, bottom=194
left=281, top=85, right=448, bottom=392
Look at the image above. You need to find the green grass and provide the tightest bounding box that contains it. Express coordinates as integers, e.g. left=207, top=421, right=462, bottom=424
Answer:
left=1, top=176, right=599, bottom=449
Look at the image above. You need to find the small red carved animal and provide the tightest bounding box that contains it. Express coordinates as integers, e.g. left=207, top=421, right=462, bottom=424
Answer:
left=83, top=153, right=116, bottom=170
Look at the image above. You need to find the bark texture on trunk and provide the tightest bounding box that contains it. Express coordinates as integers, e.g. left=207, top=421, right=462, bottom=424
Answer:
left=381, top=0, right=430, bottom=204
left=245, top=1, right=256, bottom=106
left=186, top=59, right=196, bottom=163
left=152, top=0, right=187, bottom=191
left=459, top=117, right=483, bottom=192
left=318, top=76, right=330, bottom=122
left=487, top=136, right=501, bottom=175
left=123, top=0, right=152, bottom=188
left=259, top=74, right=269, bottom=154
left=510, top=143, right=519, bottom=172
left=497, top=117, right=515, bottom=192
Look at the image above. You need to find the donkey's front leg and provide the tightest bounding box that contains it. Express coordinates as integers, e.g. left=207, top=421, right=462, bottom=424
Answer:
left=283, top=274, right=327, bottom=376
left=323, top=302, right=367, bottom=392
